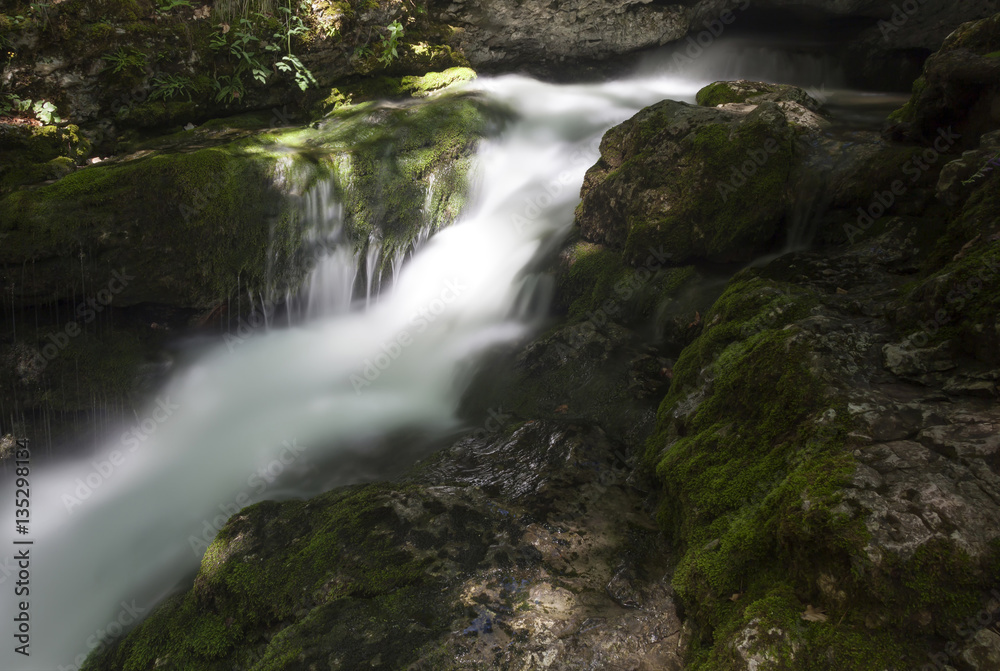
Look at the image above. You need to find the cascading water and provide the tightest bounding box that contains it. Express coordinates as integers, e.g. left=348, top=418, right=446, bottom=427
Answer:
left=0, top=70, right=708, bottom=670
left=1, top=44, right=880, bottom=667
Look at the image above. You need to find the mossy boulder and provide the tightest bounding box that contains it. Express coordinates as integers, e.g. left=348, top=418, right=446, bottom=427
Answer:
left=0, top=92, right=501, bottom=311
left=645, top=248, right=1000, bottom=669
left=314, top=66, right=477, bottom=114
left=0, top=123, right=92, bottom=193
left=575, top=97, right=815, bottom=265
left=696, top=80, right=820, bottom=111
left=888, top=13, right=1000, bottom=147
left=81, top=483, right=502, bottom=671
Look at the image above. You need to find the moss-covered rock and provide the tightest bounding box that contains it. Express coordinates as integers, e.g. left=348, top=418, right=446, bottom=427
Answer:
left=696, top=80, right=820, bottom=111
left=81, top=483, right=499, bottom=671
left=0, top=92, right=501, bottom=311
left=887, top=13, right=1000, bottom=147
left=575, top=96, right=813, bottom=265
left=313, top=66, right=477, bottom=115
left=645, top=251, right=1000, bottom=669
left=0, top=123, right=92, bottom=193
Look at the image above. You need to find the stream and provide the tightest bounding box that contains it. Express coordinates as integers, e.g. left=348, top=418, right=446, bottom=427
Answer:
left=1, top=39, right=903, bottom=670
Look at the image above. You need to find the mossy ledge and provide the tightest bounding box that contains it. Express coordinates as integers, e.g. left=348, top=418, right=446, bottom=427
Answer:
left=81, top=483, right=502, bottom=671
left=644, top=269, right=1000, bottom=669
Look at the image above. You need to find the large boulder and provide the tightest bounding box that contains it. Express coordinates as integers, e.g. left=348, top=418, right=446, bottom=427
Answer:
left=574, top=88, right=823, bottom=265
left=888, top=13, right=1000, bottom=148
left=0, top=92, right=497, bottom=311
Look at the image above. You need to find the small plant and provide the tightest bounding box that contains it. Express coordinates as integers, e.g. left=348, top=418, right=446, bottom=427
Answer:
left=0, top=95, right=61, bottom=123
left=274, top=53, right=315, bottom=91
left=0, top=94, right=30, bottom=117
left=211, top=73, right=246, bottom=103
left=32, top=99, right=60, bottom=123
left=378, top=20, right=404, bottom=66
left=266, top=1, right=316, bottom=91
left=211, top=19, right=271, bottom=84
left=149, top=74, right=195, bottom=102
left=101, top=46, right=147, bottom=75
left=156, top=0, right=192, bottom=12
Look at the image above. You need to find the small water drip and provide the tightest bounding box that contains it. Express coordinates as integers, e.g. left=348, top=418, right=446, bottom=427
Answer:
left=365, top=233, right=382, bottom=307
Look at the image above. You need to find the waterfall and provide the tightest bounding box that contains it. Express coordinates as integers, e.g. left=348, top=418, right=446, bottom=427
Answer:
left=1, top=58, right=846, bottom=670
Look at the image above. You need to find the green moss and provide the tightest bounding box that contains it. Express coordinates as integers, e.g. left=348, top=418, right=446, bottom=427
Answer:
left=887, top=76, right=926, bottom=123
left=0, top=141, right=297, bottom=307
left=314, top=67, right=477, bottom=116
left=87, top=22, right=116, bottom=41
left=646, top=267, right=1000, bottom=668
left=400, top=66, right=476, bottom=97
left=696, top=81, right=746, bottom=107
left=695, top=81, right=817, bottom=108
left=590, top=102, right=794, bottom=264
left=83, top=483, right=491, bottom=671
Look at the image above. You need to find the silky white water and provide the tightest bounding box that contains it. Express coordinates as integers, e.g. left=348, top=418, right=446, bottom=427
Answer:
left=0, top=71, right=718, bottom=669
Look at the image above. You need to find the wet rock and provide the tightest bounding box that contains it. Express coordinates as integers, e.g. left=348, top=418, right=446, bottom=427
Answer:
left=431, top=0, right=687, bottom=70
left=959, top=628, right=1000, bottom=670
left=696, top=80, right=821, bottom=111
left=88, top=420, right=685, bottom=670
left=576, top=95, right=821, bottom=265
left=888, top=13, right=1000, bottom=148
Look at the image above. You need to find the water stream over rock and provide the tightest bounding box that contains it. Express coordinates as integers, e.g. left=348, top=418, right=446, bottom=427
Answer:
left=0, top=70, right=717, bottom=671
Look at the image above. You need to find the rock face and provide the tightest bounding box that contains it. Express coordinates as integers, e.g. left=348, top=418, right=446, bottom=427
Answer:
left=574, top=88, right=822, bottom=265
left=0, top=0, right=469, bottom=139
left=428, top=0, right=688, bottom=69
left=889, top=14, right=1000, bottom=147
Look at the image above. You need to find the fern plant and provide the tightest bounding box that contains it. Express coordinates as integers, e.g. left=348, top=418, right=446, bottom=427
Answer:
left=101, top=47, right=147, bottom=75
left=149, top=74, right=195, bottom=102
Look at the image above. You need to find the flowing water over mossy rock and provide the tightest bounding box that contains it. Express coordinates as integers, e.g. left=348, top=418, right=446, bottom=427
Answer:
left=888, top=13, right=1000, bottom=147
left=696, top=80, right=821, bottom=111
left=84, top=421, right=686, bottom=670
left=575, top=95, right=820, bottom=265
left=0, top=92, right=502, bottom=311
